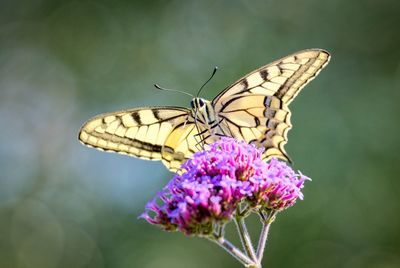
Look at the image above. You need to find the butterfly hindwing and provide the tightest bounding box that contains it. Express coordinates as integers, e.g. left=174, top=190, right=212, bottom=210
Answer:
left=216, top=94, right=291, bottom=161
left=161, top=122, right=198, bottom=171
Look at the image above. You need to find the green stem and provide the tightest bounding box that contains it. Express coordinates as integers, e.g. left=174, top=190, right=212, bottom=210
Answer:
left=256, top=211, right=277, bottom=263
left=235, top=216, right=257, bottom=263
left=208, top=233, right=257, bottom=267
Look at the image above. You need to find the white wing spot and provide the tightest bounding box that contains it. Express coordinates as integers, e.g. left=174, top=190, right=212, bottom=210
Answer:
left=156, top=122, right=172, bottom=144
left=115, top=125, right=127, bottom=137
left=98, top=139, right=107, bottom=147
left=139, top=110, right=158, bottom=124
left=266, top=66, right=281, bottom=78
left=250, top=86, right=270, bottom=94
left=146, top=124, right=159, bottom=144
left=126, top=127, right=138, bottom=139
left=104, top=116, right=116, bottom=124
left=121, top=114, right=137, bottom=127
left=246, top=72, right=264, bottom=88
left=106, top=120, right=120, bottom=134
left=282, top=57, right=295, bottom=63
left=270, top=76, right=288, bottom=84
left=119, top=144, right=129, bottom=152
left=88, top=136, right=97, bottom=144
left=136, top=126, right=148, bottom=141
left=94, top=126, right=106, bottom=134
left=280, top=63, right=300, bottom=71
left=262, top=81, right=281, bottom=92
left=80, top=131, right=89, bottom=142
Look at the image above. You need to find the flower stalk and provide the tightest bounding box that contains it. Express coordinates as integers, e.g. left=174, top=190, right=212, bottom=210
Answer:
left=235, top=208, right=257, bottom=263
left=256, top=210, right=277, bottom=263
left=208, top=233, right=256, bottom=267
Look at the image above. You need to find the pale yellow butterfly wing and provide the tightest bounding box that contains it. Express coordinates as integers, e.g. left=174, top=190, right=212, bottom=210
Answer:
left=213, top=49, right=330, bottom=162
left=79, top=107, right=191, bottom=166
left=213, top=49, right=330, bottom=108
left=160, top=123, right=203, bottom=171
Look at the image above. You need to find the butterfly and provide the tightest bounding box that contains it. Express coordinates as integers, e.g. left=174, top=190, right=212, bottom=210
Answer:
left=79, top=49, right=330, bottom=171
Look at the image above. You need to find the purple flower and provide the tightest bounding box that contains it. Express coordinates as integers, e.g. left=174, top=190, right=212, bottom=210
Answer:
left=246, top=157, right=310, bottom=211
left=141, top=137, right=309, bottom=235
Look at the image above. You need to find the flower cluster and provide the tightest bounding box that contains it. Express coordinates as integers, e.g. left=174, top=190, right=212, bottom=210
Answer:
left=246, top=157, right=309, bottom=210
left=141, top=137, right=308, bottom=235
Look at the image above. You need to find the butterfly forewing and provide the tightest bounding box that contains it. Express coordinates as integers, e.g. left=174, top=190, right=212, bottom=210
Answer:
left=213, top=49, right=330, bottom=110
left=79, top=107, right=190, bottom=162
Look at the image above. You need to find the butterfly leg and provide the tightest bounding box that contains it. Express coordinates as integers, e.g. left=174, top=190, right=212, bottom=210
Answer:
left=194, top=117, right=231, bottom=150
left=213, top=117, right=234, bottom=138
left=181, top=115, right=204, bottom=151
left=193, top=111, right=208, bottom=151
left=194, top=134, right=211, bottom=149
left=182, top=116, right=189, bottom=129
left=194, top=132, right=208, bottom=151
left=194, top=129, right=208, bottom=138
left=193, top=128, right=206, bottom=151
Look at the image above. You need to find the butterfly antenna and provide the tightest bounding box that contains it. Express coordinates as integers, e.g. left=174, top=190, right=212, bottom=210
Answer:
left=196, top=66, right=218, bottom=97
left=154, top=84, right=194, bottom=98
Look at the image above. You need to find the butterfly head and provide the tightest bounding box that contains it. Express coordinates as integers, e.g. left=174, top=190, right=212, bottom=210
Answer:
left=190, top=98, right=207, bottom=110
left=190, top=97, right=216, bottom=124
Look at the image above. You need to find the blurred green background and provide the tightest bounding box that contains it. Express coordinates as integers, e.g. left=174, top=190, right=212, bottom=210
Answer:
left=1, top=0, right=399, bottom=267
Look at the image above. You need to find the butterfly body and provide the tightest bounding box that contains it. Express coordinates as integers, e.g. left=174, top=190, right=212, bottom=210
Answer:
left=79, top=49, right=330, bottom=171
left=189, top=98, right=222, bottom=144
